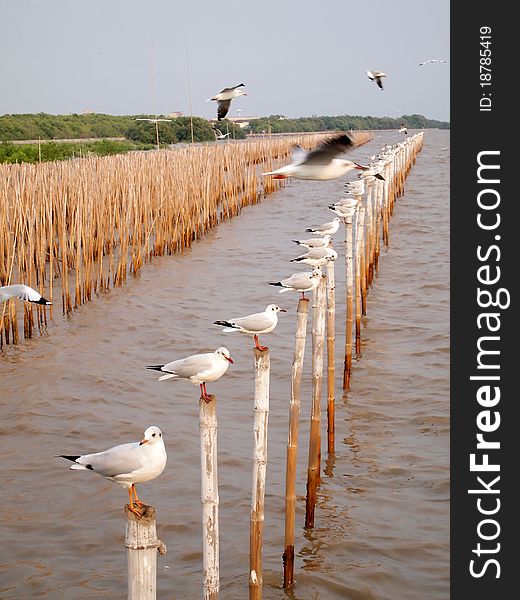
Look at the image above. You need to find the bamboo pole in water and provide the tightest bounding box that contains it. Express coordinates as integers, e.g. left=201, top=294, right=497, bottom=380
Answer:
left=125, top=504, right=167, bottom=600
left=305, top=274, right=326, bottom=529
left=200, top=397, right=220, bottom=600
left=355, top=204, right=365, bottom=357
left=282, top=298, right=309, bottom=589
left=250, top=348, right=270, bottom=600
left=342, top=205, right=356, bottom=390
left=325, top=259, right=336, bottom=455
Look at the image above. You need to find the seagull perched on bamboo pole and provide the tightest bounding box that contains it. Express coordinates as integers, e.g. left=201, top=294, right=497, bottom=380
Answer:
left=306, top=217, right=341, bottom=236
left=207, top=83, right=247, bottom=121
left=214, top=304, right=286, bottom=351
left=0, top=284, right=51, bottom=305
left=58, top=426, right=167, bottom=518
left=269, top=269, right=322, bottom=299
left=147, top=347, right=234, bottom=403
left=366, top=70, right=386, bottom=90
left=263, top=133, right=362, bottom=180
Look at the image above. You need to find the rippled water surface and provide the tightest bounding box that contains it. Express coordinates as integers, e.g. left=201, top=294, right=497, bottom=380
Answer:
left=0, top=130, right=449, bottom=599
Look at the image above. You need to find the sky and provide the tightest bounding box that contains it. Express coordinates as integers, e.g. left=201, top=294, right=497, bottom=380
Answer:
left=0, top=0, right=450, bottom=122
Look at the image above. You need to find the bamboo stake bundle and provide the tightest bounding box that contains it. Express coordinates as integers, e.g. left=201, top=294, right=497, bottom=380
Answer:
left=250, top=348, right=270, bottom=600
left=342, top=208, right=356, bottom=390
left=355, top=204, right=366, bottom=357
left=200, top=396, right=220, bottom=600
left=365, top=180, right=375, bottom=288
left=125, top=504, right=166, bottom=600
left=305, top=274, right=326, bottom=529
left=283, top=298, right=309, bottom=589
left=325, top=259, right=336, bottom=455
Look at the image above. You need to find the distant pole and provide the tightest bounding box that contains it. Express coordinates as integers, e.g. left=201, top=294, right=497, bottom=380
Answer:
left=126, top=504, right=167, bottom=600
left=250, top=348, right=270, bottom=600
left=355, top=204, right=365, bottom=357
left=305, top=274, right=326, bottom=529
left=283, top=298, right=309, bottom=588
left=155, top=121, right=160, bottom=151
left=342, top=207, right=356, bottom=389
left=325, top=259, right=336, bottom=454
left=200, top=397, right=220, bottom=600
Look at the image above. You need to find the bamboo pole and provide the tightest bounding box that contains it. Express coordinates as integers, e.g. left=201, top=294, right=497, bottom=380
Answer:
left=250, top=348, right=270, bottom=600
left=125, top=504, right=167, bottom=600
left=325, top=259, right=335, bottom=455
left=342, top=208, right=355, bottom=390
left=355, top=204, right=365, bottom=357
left=200, top=397, right=220, bottom=600
left=282, top=298, right=309, bottom=588
left=305, top=274, right=326, bottom=529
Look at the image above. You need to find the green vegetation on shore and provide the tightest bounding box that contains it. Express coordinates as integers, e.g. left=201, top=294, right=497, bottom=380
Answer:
left=0, top=112, right=448, bottom=164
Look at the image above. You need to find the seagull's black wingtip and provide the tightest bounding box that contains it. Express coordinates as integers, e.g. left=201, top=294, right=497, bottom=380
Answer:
left=146, top=365, right=165, bottom=371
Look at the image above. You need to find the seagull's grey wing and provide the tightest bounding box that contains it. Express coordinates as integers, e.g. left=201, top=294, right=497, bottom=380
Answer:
left=231, top=312, right=274, bottom=332
left=376, top=77, right=384, bottom=90
left=5, top=284, right=40, bottom=302
left=164, top=353, right=215, bottom=376
left=217, top=99, right=232, bottom=120
left=302, top=134, right=355, bottom=165
left=81, top=442, right=144, bottom=477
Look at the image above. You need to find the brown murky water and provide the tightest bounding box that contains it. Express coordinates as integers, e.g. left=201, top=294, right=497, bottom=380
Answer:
left=0, top=130, right=449, bottom=599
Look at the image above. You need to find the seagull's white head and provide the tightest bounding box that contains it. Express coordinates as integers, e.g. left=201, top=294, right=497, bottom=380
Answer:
left=140, top=426, right=163, bottom=446
left=265, top=304, right=287, bottom=314
left=215, top=347, right=234, bottom=364
left=311, top=269, right=323, bottom=278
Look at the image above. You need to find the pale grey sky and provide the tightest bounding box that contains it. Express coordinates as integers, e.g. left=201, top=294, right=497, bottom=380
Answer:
left=0, top=0, right=450, bottom=121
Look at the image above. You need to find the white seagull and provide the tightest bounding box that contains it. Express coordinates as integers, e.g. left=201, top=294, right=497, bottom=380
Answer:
left=398, top=124, right=408, bottom=134
left=419, top=59, right=447, bottom=66
left=269, top=269, right=323, bottom=299
left=353, top=163, right=386, bottom=180
left=262, top=133, right=362, bottom=180
left=290, top=247, right=338, bottom=268
left=292, top=234, right=333, bottom=249
left=213, top=127, right=231, bottom=140
left=147, top=347, right=234, bottom=403
left=366, top=70, right=387, bottom=90
left=59, top=426, right=167, bottom=518
left=306, top=217, right=341, bottom=236
left=0, top=284, right=51, bottom=305
left=214, top=304, right=286, bottom=351
left=208, top=83, right=247, bottom=121
left=344, top=179, right=365, bottom=196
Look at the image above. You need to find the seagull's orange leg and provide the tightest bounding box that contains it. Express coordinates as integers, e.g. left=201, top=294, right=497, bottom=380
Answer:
left=131, top=484, right=145, bottom=507
left=254, top=334, right=268, bottom=352
left=200, top=382, right=213, bottom=403
left=127, top=486, right=142, bottom=517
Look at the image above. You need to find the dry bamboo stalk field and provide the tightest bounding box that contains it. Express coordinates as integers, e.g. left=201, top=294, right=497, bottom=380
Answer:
left=0, top=131, right=372, bottom=346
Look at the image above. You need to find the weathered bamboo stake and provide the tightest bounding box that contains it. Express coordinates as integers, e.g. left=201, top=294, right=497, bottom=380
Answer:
left=305, top=274, right=326, bottom=529
left=355, top=204, right=365, bottom=357
left=200, top=396, right=220, bottom=600
left=325, top=259, right=335, bottom=455
left=342, top=206, right=356, bottom=390
left=250, top=348, right=270, bottom=600
left=125, top=504, right=167, bottom=600
left=282, top=298, right=309, bottom=589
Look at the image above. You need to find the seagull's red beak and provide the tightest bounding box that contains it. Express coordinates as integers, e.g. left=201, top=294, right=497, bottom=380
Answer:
left=225, top=356, right=234, bottom=364
left=139, top=438, right=149, bottom=446
left=354, top=163, right=365, bottom=170
left=279, top=308, right=287, bottom=312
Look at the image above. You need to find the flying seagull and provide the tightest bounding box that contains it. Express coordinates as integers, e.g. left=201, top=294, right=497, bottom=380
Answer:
left=208, top=83, right=247, bottom=121
left=213, top=128, right=231, bottom=140
left=366, top=70, right=386, bottom=90
left=214, top=304, right=286, bottom=351
left=399, top=124, right=408, bottom=134
left=147, top=347, right=234, bottom=403
left=262, top=133, right=362, bottom=180
left=0, top=284, right=51, bottom=305
left=59, top=426, right=167, bottom=518
left=419, top=59, right=447, bottom=66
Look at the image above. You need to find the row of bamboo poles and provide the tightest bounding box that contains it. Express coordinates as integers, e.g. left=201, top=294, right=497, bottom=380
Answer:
left=2, top=132, right=372, bottom=347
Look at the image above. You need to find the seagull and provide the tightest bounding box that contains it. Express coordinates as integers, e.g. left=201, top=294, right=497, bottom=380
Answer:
left=59, top=426, right=167, bottom=518
left=366, top=70, right=386, bottom=90
left=292, top=234, right=333, bottom=249
left=269, top=269, right=323, bottom=299
left=419, top=59, right=447, bottom=66
left=214, top=304, right=286, bottom=351
left=353, top=163, right=386, bottom=180
left=344, top=179, right=365, bottom=196
left=213, top=128, right=231, bottom=140
left=0, top=284, right=51, bottom=305
left=262, top=133, right=362, bottom=180
left=306, top=217, right=341, bottom=236
left=399, top=124, right=408, bottom=134
left=208, top=83, right=247, bottom=121
left=290, top=247, right=338, bottom=268
left=147, top=347, right=234, bottom=403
